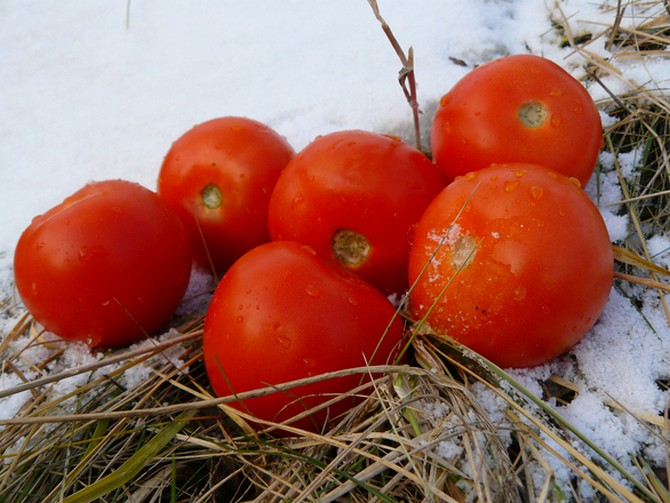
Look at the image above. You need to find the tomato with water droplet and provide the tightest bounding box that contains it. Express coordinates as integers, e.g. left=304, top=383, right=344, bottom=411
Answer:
left=431, top=54, right=602, bottom=187
left=408, top=163, right=613, bottom=368
left=267, top=130, right=445, bottom=295
left=13, top=180, right=192, bottom=347
left=203, top=240, right=406, bottom=434
left=158, top=116, right=294, bottom=276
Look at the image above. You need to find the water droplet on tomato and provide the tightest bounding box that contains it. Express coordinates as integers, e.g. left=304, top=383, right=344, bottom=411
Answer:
left=276, top=336, right=291, bottom=349
left=301, top=245, right=317, bottom=256
left=464, top=171, right=477, bottom=181
left=236, top=316, right=244, bottom=324
left=230, top=124, right=242, bottom=132
left=305, top=284, right=320, bottom=298
left=504, top=180, right=520, bottom=193
left=35, top=242, right=45, bottom=251
left=347, top=296, right=358, bottom=306
left=78, top=246, right=108, bottom=262
left=303, top=358, right=317, bottom=374
left=31, top=282, right=38, bottom=296
left=550, top=114, right=563, bottom=128
left=291, top=194, right=304, bottom=208
left=568, top=177, right=582, bottom=188
left=549, top=88, right=562, bottom=98
left=513, top=286, right=527, bottom=300
left=439, top=94, right=450, bottom=107
left=530, top=186, right=544, bottom=200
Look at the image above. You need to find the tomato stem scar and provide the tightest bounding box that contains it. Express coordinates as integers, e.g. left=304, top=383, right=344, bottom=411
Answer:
left=201, top=183, right=222, bottom=209
left=331, top=229, right=371, bottom=268
left=518, top=101, right=548, bottom=128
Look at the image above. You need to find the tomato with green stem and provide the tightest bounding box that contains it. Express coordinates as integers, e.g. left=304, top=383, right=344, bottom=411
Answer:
left=408, top=163, right=613, bottom=368
left=158, top=116, right=294, bottom=275
left=203, top=240, right=406, bottom=433
left=13, top=179, right=192, bottom=347
left=431, top=54, right=603, bottom=187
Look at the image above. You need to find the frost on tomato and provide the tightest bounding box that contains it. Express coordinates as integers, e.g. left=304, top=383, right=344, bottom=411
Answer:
left=431, top=54, right=603, bottom=187
left=203, top=241, right=406, bottom=434
left=13, top=180, right=192, bottom=348
left=407, top=163, right=614, bottom=368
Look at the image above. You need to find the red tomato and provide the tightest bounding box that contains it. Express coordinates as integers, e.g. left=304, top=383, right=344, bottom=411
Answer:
left=157, top=117, right=294, bottom=275
left=203, top=240, right=405, bottom=433
left=431, top=54, right=602, bottom=187
left=267, top=130, right=445, bottom=295
left=13, top=180, right=192, bottom=347
left=408, top=163, right=613, bottom=368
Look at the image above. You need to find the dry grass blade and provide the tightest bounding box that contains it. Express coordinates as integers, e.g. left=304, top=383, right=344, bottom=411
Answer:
left=414, top=332, right=663, bottom=502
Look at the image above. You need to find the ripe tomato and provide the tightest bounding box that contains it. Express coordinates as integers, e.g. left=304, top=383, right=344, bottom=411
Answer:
left=157, top=117, right=294, bottom=275
left=267, top=130, right=445, bottom=295
left=431, top=54, right=602, bottom=187
left=13, top=180, right=192, bottom=347
left=203, top=240, right=405, bottom=433
left=408, top=163, right=613, bottom=368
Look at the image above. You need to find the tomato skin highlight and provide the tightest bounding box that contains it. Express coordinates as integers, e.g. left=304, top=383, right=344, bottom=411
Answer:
left=408, top=163, right=614, bottom=368
left=13, top=180, right=192, bottom=348
left=203, top=240, right=405, bottom=433
left=431, top=54, right=603, bottom=187
left=267, top=130, right=445, bottom=295
left=158, top=116, right=295, bottom=275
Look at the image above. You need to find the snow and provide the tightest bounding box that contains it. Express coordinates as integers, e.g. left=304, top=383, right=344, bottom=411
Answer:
left=1, top=0, right=669, bottom=498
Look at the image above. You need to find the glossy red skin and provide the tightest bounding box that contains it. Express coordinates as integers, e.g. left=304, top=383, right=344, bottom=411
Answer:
left=203, top=241, right=405, bottom=433
left=431, top=54, right=603, bottom=187
left=408, top=163, right=613, bottom=368
left=267, top=130, right=445, bottom=295
left=158, top=117, right=294, bottom=275
left=13, top=180, right=192, bottom=347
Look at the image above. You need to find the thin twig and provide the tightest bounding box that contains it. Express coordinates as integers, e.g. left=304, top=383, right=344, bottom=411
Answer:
left=367, top=0, right=422, bottom=151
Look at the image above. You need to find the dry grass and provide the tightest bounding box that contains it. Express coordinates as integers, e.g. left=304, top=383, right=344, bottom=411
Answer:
left=556, top=0, right=670, bottom=325
left=1, top=1, right=670, bottom=502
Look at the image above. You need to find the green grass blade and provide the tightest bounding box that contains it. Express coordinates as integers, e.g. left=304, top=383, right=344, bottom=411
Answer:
left=62, top=409, right=195, bottom=503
